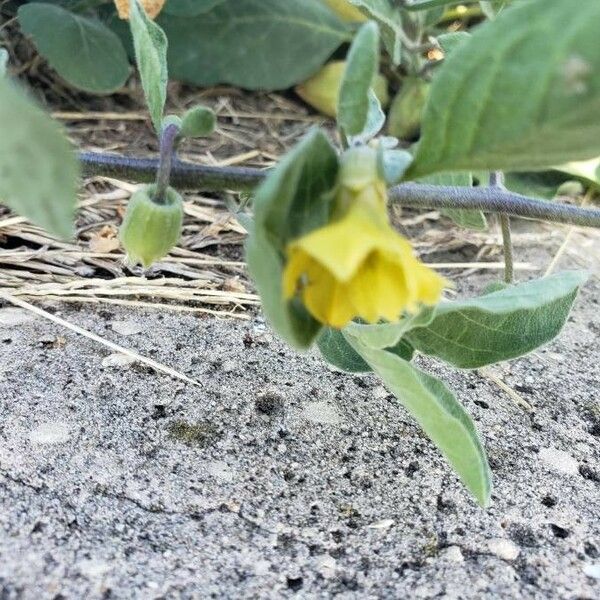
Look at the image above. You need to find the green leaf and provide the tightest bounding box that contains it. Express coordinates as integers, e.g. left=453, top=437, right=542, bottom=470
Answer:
left=420, top=172, right=488, bottom=231
left=503, top=171, right=571, bottom=200
left=246, top=130, right=339, bottom=349
left=345, top=333, right=492, bottom=507
left=18, top=3, right=129, bottom=93
left=436, top=32, right=470, bottom=55
left=349, top=0, right=403, bottom=64
left=159, top=0, right=350, bottom=90
left=317, top=328, right=371, bottom=372
left=379, top=149, right=413, bottom=185
left=409, top=0, right=600, bottom=178
left=349, top=89, right=385, bottom=143
left=180, top=105, right=216, bottom=138
left=317, top=320, right=417, bottom=372
left=38, top=0, right=107, bottom=11
left=0, top=78, right=78, bottom=239
left=337, top=21, right=379, bottom=136
left=556, top=157, right=600, bottom=188
left=344, top=308, right=435, bottom=350
left=404, top=0, right=478, bottom=11
left=405, top=271, right=589, bottom=369
left=128, top=0, right=168, bottom=132
left=164, top=0, right=225, bottom=17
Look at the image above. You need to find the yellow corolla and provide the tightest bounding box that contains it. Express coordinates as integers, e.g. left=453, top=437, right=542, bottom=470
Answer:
left=282, top=148, right=447, bottom=329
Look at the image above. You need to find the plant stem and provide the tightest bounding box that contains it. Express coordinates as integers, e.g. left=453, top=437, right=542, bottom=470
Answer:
left=153, top=123, right=180, bottom=204
left=388, top=183, right=600, bottom=228
left=488, top=171, right=514, bottom=283
left=80, top=152, right=262, bottom=192
left=79, top=151, right=600, bottom=229
left=499, top=215, right=514, bottom=284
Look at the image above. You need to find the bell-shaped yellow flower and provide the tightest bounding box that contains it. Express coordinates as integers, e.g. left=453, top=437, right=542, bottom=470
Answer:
left=282, top=147, right=447, bottom=329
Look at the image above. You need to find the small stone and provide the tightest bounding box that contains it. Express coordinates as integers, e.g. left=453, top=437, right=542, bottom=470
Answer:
left=206, top=461, right=234, bottom=482
left=0, top=308, right=35, bottom=327
left=102, top=353, right=137, bottom=368
left=111, top=320, right=145, bottom=336
left=302, top=401, right=342, bottom=425
left=78, top=559, right=111, bottom=579
left=441, top=546, right=464, bottom=563
left=221, top=360, right=237, bottom=373
left=372, top=385, right=388, bottom=399
left=254, top=560, right=271, bottom=576
left=583, top=564, right=600, bottom=579
left=487, top=538, right=520, bottom=561
left=29, top=422, right=70, bottom=445
left=366, top=519, right=395, bottom=530
left=316, top=555, right=337, bottom=578
left=539, top=447, right=579, bottom=476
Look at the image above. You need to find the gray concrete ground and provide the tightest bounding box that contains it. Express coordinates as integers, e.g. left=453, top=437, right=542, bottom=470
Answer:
left=0, top=253, right=599, bottom=598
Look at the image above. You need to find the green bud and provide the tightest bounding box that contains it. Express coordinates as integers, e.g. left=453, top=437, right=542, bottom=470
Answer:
left=180, top=105, right=216, bottom=138
left=119, top=185, right=183, bottom=268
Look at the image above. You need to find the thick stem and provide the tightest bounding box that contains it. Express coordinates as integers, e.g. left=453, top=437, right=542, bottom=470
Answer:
left=79, top=152, right=600, bottom=228
left=388, top=183, right=600, bottom=228
left=80, top=152, right=262, bottom=192
left=153, top=123, right=180, bottom=204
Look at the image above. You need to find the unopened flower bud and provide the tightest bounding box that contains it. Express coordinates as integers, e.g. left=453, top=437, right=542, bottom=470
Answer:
left=119, top=185, right=183, bottom=268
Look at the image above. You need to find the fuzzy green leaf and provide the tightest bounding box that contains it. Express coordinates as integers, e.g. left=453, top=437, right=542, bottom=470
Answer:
left=246, top=130, right=339, bottom=349
left=349, top=0, right=403, bottom=64
left=129, top=0, right=168, bottom=132
left=406, top=271, right=589, bottom=369
left=410, top=0, right=600, bottom=178
left=0, top=78, right=78, bottom=239
left=345, top=333, right=492, bottom=507
left=338, top=21, right=379, bottom=136
left=317, top=328, right=371, bottom=372
left=18, top=3, right=129, bottom=93
left=159, top=0, right=350, bottom=90
left=164, top=0, right=225, bottom=16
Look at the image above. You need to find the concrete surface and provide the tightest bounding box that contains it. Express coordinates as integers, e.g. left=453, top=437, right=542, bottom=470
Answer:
left=0, top=267, right=599, bottom=598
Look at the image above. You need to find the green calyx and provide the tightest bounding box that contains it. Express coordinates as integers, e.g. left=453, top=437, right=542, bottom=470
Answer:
left=119, top=184, right=184, bottom=268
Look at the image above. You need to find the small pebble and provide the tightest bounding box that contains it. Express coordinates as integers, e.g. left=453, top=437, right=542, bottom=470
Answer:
left=487, top=538, right=520, bottom=561
left=583, top=564, right=600, bottom=579
left=102, top=353, right=137, bottom=368
left=29, top=422, right=70, bottom=445
left=302, top=401, right=342, bottom=425
left=441, top=546, right=464, bottom=563
left=539, top=447, right=579, bottom=476
left=111, top=320, right=145, bottom=336
left=367, top=519, right=395, bottom=530
left=0, top=308, right=35, bottom=327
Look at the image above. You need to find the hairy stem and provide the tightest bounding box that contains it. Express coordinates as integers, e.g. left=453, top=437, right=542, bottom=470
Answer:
left=489, top=171, right=513, bottom=283
left=153, top=123, right=180, bottom=204
left=79, top=152, right=600, bottom=228
left=500, top=215, right=514, bottom=284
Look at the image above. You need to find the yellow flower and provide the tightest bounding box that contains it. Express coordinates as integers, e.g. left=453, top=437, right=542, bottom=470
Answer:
left=114, top=0, right=165, bottom=20
left=282, top=147, right=447, bottom=329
